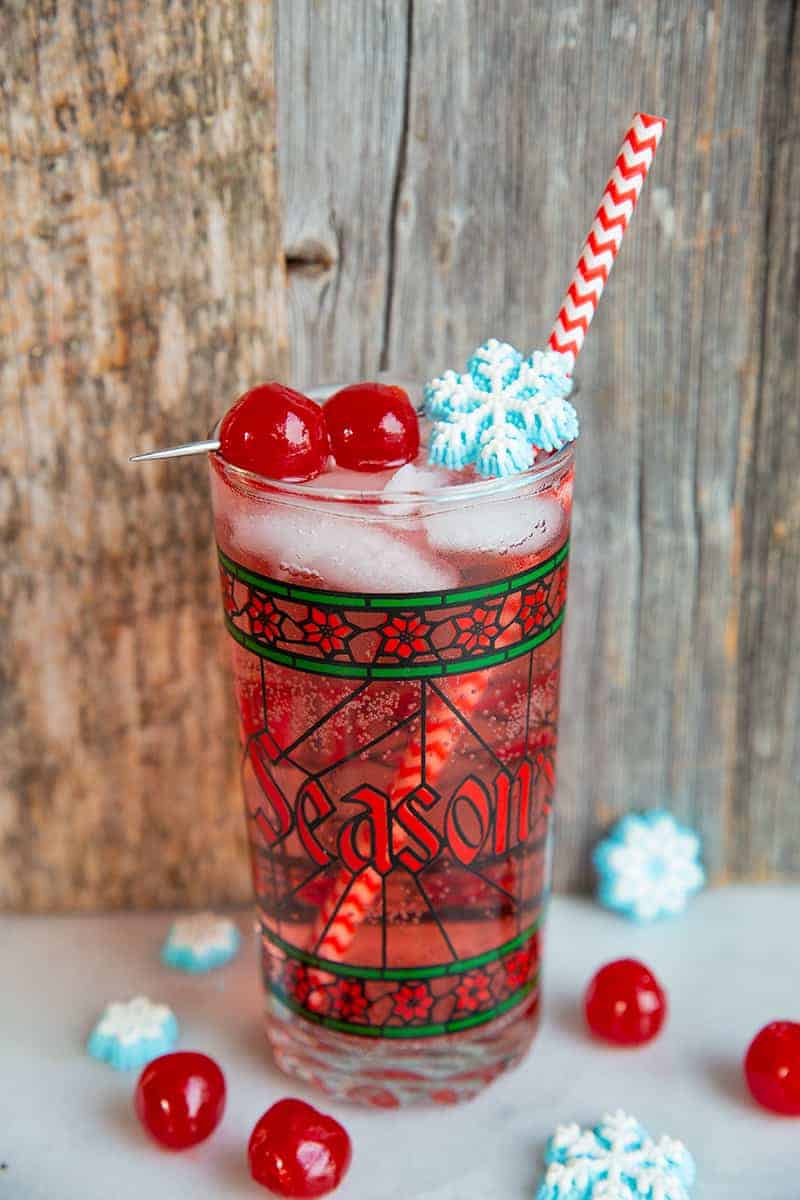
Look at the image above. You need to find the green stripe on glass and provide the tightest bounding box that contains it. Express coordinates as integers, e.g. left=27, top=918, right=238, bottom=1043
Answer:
left=268, top=979, right=537, bottom=1039
left=442, top=543, right=568, bottom=603
left=218, top=538, right=569, bottom=610
left=290, top=587, right=368, bottom=608
left=381, top=593, right=446, bottom=609
left=261, top=916, right=541, bottom=980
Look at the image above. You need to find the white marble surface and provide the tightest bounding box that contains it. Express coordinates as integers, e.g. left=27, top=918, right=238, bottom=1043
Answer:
left=2, top=887, right=799, bottom=1199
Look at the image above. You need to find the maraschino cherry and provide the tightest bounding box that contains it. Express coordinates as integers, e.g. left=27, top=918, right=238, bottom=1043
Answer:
left=584, top=958, right=667, bottom=1046
left=744, top=1021, right=800, bottom=1115
left=134, top=1052, right=226, bottom=1149
left=219, top=382, right=329, bottom=480
left=324, top=382, right=419, bottom=470
left=248, top=1098, right=352, bottom=1197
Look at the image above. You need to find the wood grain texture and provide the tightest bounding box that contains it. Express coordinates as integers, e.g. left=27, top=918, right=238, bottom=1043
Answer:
left=277, top=0, right=800, bottom=887
left=275, top=0, right=409, bottom=386
left=0, top=0, right=288, bottom=910
left=735, top=1, right=800, bottom=879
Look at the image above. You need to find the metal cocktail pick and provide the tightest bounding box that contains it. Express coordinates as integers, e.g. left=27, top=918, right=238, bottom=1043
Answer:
left=129, top=439, right=220, bottom=462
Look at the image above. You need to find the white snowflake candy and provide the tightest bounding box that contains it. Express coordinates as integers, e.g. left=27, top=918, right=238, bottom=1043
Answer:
left=537, top=1110, right=696, bottom=1200
left=424, top=368, right=476, bottom=419
left=476, top=422, right=534, bottom=477
left=87, top=995, right=178, bottom=1071
left=161, top=912, right=241, bottom=973
left=466, top=338, right=523, bottom=391
left=424, top=339, right=578, bottom=477
left=593, top=810, right=705, bottom=923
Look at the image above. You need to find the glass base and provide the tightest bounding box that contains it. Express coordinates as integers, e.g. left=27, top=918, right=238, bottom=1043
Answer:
left=266, top=992, right=540, bottom=1106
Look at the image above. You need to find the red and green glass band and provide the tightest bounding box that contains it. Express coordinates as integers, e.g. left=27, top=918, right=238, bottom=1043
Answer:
left=218, top=538, right=568, bottom=680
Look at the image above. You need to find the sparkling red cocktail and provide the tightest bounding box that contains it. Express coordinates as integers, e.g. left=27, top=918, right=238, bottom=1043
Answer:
left=209, top=389, right=574, bottom=1105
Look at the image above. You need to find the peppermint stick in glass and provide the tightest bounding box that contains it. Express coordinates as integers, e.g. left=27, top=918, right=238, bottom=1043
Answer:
left=306, top=672, right=489, bottom=986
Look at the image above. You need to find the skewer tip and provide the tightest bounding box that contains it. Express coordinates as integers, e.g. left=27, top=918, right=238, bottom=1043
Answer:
left=129, top=440, right=220, bottom=463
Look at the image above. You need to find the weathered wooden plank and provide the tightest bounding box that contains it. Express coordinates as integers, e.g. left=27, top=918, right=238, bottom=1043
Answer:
left=389, top=2, right=785, bottom=889
left=277, top=0, right=798, bottom=886
left=275, top=0, right=409, bottom=389
left=734, top=1, right=800, bottom=879
left=4, top=0, right=794, bottom=910
left=0, top=0, right=288, bottom=910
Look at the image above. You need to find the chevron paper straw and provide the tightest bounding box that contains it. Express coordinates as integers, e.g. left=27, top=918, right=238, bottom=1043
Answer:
left=548, top=112, right=666, bottom=369
left=305, top=673, right=488, bottom=994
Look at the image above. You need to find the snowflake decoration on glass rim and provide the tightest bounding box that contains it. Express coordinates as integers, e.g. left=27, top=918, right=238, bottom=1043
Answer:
left=424, top=339, right=578, bottom=478
left=593, top=809, right=705, bottom=923
left=536, top=1110, right=696, bottom=1200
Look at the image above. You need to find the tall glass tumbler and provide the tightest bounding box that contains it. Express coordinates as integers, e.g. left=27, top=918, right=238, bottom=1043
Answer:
left=209, top=418, right=574, bottom=1106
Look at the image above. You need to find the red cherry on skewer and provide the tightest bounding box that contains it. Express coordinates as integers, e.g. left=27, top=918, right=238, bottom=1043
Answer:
left=134, top=1052, right=226, bottom=1150
left=324, top=382, right=419, bottom=471
left=584, top=958, right=667, bottom=1046
left=745, top=1021, right=800, bottom=1115
left=219, top=382, right=330, bottom=480
left=248, top=1098, right=352, bottom=1197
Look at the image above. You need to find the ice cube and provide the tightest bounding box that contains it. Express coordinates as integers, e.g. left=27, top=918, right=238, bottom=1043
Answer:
left=383, top=462, right=452, bottom=494
left=230, top=505, right=460, bottom=592
left=302, top=458, right=456, bottom=498
left=424, top=495, right=566, bottom=557
left=303, top=463, right=396, bottom=493
left=379, top=461, right=459, bottom=519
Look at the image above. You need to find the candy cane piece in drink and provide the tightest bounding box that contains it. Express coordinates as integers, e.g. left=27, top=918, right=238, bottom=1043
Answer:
left=307, top=672, right=489, bottom=980
left=548, top=112, right=667, bottom=371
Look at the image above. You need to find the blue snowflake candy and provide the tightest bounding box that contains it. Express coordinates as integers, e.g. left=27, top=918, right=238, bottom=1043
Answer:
left=87, top=995, right=178, bottom=1071
left=161, top=912, right=241, bottom=973
left=476, top=421, right=534, bottom=477
left=593, top=809, right=705, bottom=924
left=467, top=339, right=523, bottom=391
left=537, top=1110, right=696, bottom=1200
left=424, top=339, right=578, bottom=477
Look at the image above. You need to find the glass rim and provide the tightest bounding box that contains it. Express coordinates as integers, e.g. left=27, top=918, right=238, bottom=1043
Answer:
left=211, top=440, right=574, bottom=508
left=210, top=377, right=577, bottom=509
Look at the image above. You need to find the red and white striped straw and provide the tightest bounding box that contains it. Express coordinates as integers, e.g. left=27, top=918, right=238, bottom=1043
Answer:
left=302, top=113, right=666, bottom=987
left=306, top=673, right=488, bottom=982
left=548, top=112, right=667, bottom=370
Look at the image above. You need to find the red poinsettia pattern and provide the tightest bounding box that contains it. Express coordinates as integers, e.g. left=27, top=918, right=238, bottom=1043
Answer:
left=268, top=928, right=541, bottom=1033
left=246, top=593, right=284, bottom=642
left=284, top=961, right=315, bottom=1007
left=503, top=935, right=540, bottom=991
left=503, top=949, right=532, bottom=991
left=380, top=614, right=433, bottom=660
left=518, top=583, right=550, bottom=634
left=329, top=977, right=369, bottom=1021
left=300, top=607, right=355, bottom=656
left=220, top=539, right=567, bottom=670
left=453, top=968, right=494, bottom=1013
left=391, top=981, right=435, bottom=1021
left=453, top=607, right=501, bottom=654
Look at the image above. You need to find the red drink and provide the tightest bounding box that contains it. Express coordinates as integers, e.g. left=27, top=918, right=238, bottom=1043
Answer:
left=210, top=399, right=574, bottom=1106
